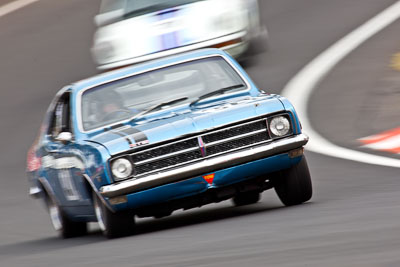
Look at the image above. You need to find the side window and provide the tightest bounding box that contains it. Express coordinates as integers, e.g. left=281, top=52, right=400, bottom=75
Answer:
left=48, top=93, right=71, bottom=139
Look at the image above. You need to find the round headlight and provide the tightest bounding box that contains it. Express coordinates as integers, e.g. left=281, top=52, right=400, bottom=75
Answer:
left=111, top=158, right=133, bottom=180
left=269, top=116, right=291, bottom=137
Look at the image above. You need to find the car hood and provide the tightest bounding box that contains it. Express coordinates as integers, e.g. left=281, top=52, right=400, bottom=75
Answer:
left=89, top=95, right=285, bottom=156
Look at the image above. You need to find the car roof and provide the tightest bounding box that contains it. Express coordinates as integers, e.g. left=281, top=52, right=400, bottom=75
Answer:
left=71, top=48, right=234, bottom=93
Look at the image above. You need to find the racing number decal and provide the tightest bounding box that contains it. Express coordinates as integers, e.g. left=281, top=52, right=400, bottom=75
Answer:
left=58, top=169, right=81, bottom=201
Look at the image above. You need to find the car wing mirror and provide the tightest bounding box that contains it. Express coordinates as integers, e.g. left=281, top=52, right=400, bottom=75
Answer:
left=55, top=132, right=73, bottom=143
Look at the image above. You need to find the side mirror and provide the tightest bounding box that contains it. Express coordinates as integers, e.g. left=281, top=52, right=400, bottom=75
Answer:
left=55, top=132, right=73, bottom=143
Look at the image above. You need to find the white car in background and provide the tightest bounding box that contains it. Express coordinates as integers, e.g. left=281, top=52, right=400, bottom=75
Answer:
left=92, top=0, right=268, bottom=71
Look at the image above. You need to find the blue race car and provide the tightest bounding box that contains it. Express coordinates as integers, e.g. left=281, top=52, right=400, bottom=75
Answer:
left=27, top=49, right=312, bottom=238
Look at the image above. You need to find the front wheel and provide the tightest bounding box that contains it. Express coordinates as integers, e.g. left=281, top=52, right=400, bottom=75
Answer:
left=271, top=156, right=312, bottom=206
left=93, top=193, right=135, bottom=239
left=46, top=197, right=87, bottom=238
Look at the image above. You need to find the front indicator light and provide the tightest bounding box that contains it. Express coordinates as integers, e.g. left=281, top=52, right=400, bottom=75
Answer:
left=289, top=148, right=304, bottom=158
left=109, top=195, right=128, bottom=205
left=111, top=158, right=133, bottom=181
left=269, top=116, right=291, bottom=137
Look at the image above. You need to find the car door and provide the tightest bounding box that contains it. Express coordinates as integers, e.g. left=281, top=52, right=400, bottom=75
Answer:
left=42, top=92, right=89, bottom=208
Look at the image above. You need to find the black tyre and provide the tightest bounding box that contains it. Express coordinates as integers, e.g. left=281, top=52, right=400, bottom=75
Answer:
left=232, top=191, right=261, bottom=206
left=47, top=197, right=87, bottom=238
left=272, top=156, right=312, bottom=206
left=93, top=193, right=135, bottom=239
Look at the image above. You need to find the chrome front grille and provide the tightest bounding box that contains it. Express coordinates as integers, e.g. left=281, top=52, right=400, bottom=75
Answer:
left=127, top=117, right=275, bottom=178
left=206, top=131, right=269, bottom=156
left=135, top=150, right=203, bottom=175
left=202, top=120, right=266, bottom=143
left=131, top=138, right=198, bottom=162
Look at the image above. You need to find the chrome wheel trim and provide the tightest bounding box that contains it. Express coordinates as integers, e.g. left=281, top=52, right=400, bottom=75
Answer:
left=49, top=203, right=62, bottom=231
left=94, top=197, right=106, bottom=232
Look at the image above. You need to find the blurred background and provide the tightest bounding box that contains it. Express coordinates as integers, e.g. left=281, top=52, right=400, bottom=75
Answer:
left=1, top=0, right=400, bottom=266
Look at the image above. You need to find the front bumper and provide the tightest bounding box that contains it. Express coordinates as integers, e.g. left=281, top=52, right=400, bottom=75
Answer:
left=97, top=31, right=248, bottom=71
left=100, top=133, right=309, bottom=198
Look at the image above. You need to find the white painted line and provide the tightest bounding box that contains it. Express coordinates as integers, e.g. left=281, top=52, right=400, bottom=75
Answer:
left=281, top=1, right=400, bottom=168
left=0, top=0, right=38, bottom=18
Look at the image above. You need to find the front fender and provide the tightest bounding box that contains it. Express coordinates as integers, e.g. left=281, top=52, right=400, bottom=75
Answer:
left=275, top=95, right=302, bottom=135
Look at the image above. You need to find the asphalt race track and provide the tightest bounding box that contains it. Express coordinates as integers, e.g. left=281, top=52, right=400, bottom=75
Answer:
left=1, top=0, right=400, bottom=266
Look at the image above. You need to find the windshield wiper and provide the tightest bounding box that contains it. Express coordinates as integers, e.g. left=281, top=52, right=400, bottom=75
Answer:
left=189, top=84, right=245, bottom=108
left=129, top=97, right=189, bottom=123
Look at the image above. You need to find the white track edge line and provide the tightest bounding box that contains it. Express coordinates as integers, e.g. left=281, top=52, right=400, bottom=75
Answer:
left=0, top=0, right=38, bottom=17
left=281, top=1, right=400, bottom=168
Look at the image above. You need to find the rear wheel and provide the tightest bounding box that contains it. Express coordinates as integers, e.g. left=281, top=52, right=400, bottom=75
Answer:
left=93, top=193, right=135, bottom=239
left=232, top=191, right=261, bottom=206
left=272, top=156, right=312, bottom=206
left=46, top=197, right=87, bottom=238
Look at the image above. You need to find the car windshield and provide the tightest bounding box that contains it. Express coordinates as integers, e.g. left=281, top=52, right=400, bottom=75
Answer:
left=80, top=56, right=246, bottom=131
left=100, top=0, right=203, bottom=16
